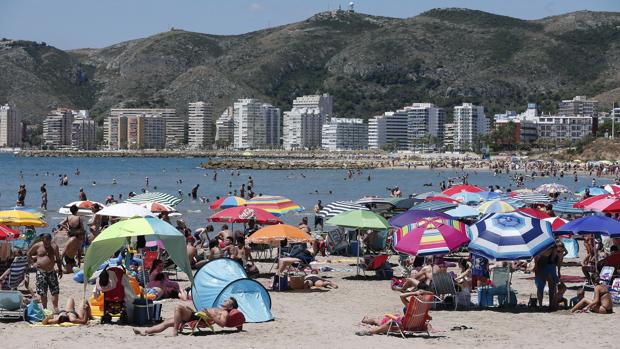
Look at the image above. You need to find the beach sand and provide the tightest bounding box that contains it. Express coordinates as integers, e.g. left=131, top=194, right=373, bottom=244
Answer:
left=2, top=246, right=618, bottom=349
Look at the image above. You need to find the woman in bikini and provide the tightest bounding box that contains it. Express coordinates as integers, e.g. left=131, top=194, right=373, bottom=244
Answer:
left=571, top=280, right=613, bottom=314
left=304, top=275, right=338, bottom=289
left=42, top=297, right=91, bottom=325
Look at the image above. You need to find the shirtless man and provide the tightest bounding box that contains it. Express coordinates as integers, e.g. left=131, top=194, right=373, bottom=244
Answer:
left=186, top=237, right=198, bottom=268
left=42, top=297, right=91, bottom=325
left=236, top=237, right=258, bottom=276
left=216, top=225, right=231, bottom=246
left=133, top=297, right=239, bottom=336
left=27, top=233, right=62, bottom=311
left=570, top=279, right=613, bottom=314
left=59, top=205, right=85, bottom=273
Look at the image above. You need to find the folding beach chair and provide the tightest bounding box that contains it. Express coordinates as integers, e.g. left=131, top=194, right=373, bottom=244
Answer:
left=142, top=250, right=158, bottom=270
left=0, top=256, right=29, bottom=321
left=385, top=294, right=440, bottom=338
left=489, top=267, right=517, bottom=307
left=360, top=254, right=389, bottom=277
left=431, top=270, right=458, bottom=310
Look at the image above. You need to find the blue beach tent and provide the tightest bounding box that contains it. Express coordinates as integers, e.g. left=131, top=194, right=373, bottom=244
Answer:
left=192, top=258, right=273, bottom=323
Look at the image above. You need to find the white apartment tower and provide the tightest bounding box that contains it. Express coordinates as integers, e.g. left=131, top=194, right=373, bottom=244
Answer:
left=215, top=107, right=235, bottom=147
left=43, top=109, right=74, bottom=148
left=283, top=108, right=323, bottom=150
left=368, top=112, right=409, bottom=150
left=0, top=104, right=21, bottom=147
left=321, top=118, right=368, bottom=150
left=559, top=96, right=598, bottom=117
left=187, top=101, right=213, bottom=149
left=404, top=103, right=444, bottom=151
left=233, top=99, right=280, bottom=149
left=453, top=103, right=488, bottom=151
left=292, top=94, right=333, bottom=118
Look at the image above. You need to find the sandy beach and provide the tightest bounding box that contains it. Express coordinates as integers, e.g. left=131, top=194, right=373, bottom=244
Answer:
left=2, top=242, right=617, bottom=349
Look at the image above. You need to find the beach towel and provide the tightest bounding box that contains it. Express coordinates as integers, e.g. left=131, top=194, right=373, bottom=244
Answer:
left=562, top=238, right=579, bottom=259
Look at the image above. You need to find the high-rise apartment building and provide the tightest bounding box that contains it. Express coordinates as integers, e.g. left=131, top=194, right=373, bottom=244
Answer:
left=0, top=104, right=21, bottom=147
left=403, top=103, right=444, bottom=151
left=263, top=104, right=281, bottom=147
left=321, top=118, right=368, bottom=150
left=559, top=96, right=598, bottom=117
left=232, top=99, right=281, bottom=149
left=105, top=108, right=179, bottom=148
left=283, top=108, right=323, bottom=150
left=71, top=111, right=97, bottom=150
left=292, top=94, right=333, bottom=118
left=215, top=107, right=234, bottom=147
left=443, top=123, right=455, bottom=150
left=187, top=101, right=213, bottom=149
left=537, top=115, right=593, bottom=142
left=453, top=103, right=489, bottom=151
left=368, top=112, right=409, bottom=150
left=43, top=109, right=74, bottom=148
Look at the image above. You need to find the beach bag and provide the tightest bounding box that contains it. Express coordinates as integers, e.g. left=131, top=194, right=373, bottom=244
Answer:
left=288, top=274, right=305, bottom=290
left=272, top=274, right=288, bottom=291
left=477, top=286, right=494, bottom=307
left=26, top=300, right=45, bottom=323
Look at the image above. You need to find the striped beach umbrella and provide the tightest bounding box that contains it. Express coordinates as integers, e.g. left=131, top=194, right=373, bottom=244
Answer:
left=572, top=194, right=612, bottom=209
left=477, top=200, right=517, bottom=214
left=584, top=198, right=620, bottom=213
left=516, top=208, right=550, bottom=220
left=543, top=217, right=569, bottom=231
left=125, top=192, right=183, bottom=206
left=468, top=212, right=555, bottom=261
left=389, top=209, right=452, bottom=228
left=246, top=195, right=304, bottom=217
left=425, top=196, right=461, bottom=204
left=208, top=206, right=281, bottom=225
left=477, top=191, right=502, bottom=201
left=394, top=218, right=470, bottom=256
left=552, top=200, right=585, bottom=215
left=511, top=192, right=552, bottom=205
left=209, top=196, right=247, bottom=210
left=442, top=185, right=484, bottom=196
left=412, top=201, right=458, bottom=211
left=576, top=187, right=609, bottom=196
left=604, top=184, right=620, bottom=196
left=535, top=183, right=571, bottom=194
left=319, top=201, right=368, bottom=219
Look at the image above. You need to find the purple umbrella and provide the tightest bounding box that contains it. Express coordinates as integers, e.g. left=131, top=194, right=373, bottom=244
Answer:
left=389, top=209, right=452, bottom=228
left=555, top=215, right=620, bottom=237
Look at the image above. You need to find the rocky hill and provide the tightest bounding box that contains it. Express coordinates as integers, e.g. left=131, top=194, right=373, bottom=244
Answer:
left=1, top=8, right=620, bottom=122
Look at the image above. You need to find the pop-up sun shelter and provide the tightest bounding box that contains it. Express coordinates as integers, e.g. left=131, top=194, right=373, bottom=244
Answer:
left=192, top=258, right=273, bottom=323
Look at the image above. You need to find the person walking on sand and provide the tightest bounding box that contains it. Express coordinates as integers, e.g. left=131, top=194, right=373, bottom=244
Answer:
left=27, top=233, right=62, bottom=312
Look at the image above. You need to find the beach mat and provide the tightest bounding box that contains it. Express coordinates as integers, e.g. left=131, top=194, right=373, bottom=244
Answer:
left=521, top=275, right=585, bottom=283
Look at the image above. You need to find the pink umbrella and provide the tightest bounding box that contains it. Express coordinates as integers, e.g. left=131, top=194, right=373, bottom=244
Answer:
left=0, top=225, right=20, bottom=240
left=394, top=217, right=470, bottom=256
left=585, top=198, right=620, bottom=213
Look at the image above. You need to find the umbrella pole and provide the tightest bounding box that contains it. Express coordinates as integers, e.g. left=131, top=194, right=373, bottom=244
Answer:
left=356, top=230, right=360, bottom=276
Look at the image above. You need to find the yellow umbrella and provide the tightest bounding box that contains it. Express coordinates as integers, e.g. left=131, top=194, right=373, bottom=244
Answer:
left=0, top=210, right=48, bottom=227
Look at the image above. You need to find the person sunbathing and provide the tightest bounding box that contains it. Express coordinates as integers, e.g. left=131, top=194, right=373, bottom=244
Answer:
left=42, top=297, right=91, bottom=325
left=357, top=286, right=434, bottom=336
left=392, top=257, right=436, bottom=292
left=304, top=275, right=338, bottom=289
left=570, top=280, right=613, bottom=314
left=133, top=297, right=239, bottom=336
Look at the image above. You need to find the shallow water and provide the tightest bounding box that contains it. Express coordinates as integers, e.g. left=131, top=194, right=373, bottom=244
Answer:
left=0, top=153, right=611, bottom=232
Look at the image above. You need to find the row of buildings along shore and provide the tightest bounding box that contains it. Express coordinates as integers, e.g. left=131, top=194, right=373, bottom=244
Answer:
left=0, top=94, right=617, bottom=151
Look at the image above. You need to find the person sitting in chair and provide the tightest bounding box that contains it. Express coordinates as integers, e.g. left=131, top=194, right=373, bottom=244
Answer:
left=133, top=297, right=241, bottom=336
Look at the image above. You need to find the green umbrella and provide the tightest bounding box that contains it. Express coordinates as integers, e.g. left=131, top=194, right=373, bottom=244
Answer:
left=326, top=210, right=389, bottom=230
left=84, top=217, right=192, bottom=282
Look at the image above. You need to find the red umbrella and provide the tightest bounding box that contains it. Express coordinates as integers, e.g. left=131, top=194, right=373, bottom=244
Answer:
left=208, top=206, right=282, bottom=225
left=517, top=208, right=550, bottom=220
left=425, top=196, right=462, bottom=204
left=442, top=185, right=484, bottom=196
left=0, top=225, right=20, bottom=240
left=544, top=217, right=569, bottom=231
left=573, top=194, right=613, bottom=209
left=584, top=198, right=620, bottom=213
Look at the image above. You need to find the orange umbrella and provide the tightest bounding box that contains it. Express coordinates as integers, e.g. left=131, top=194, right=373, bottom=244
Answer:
left=247, top=224, right=314, bottom=244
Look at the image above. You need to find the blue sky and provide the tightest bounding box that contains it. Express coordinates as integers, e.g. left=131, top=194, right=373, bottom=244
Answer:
left=1, top=0, right=619, bottom=49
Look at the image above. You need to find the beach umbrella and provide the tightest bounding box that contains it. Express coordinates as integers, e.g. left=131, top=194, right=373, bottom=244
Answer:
left=247, top=224, right=314, bottom=245
left=356, top=197, right=398, bottom=206
left=552, top=200, right=585, bottom=215
left=572, top=194, right=613, bottom=209
left=584, top=198, right=620, bottom=213
left=468, top=212, right=556, bottom=261
left=543, top=217, right=569, bottom=231
left=442, top=185, right=484, bottom=196
left=503, top=198, right=526, bottom=209
left=412, top=201, right=458, bottom=211
left=414, top=192, right=441, bottom=200
left=604, top=184, right=620, bottom=196
left=511, top=192, right=552, bottom=205
left=84, top=216, right=192, bottom=281
left=425, top=196, right=461, bottom=204
left=96, top=203, right=154, bottom=218
left=125, top=192, right=183, bottom=206
left=445, top=205, right=480, bottom=219
left=450, top=192, right=483, bottom=205
left=0, top=210, right=47, bottom=227
left=245, top=195, right=304, bottom=216
left=392, top=198, right=424, bottom=210
left=58, top=200, right=105, bottom=216
left=0, top=225, right=20, bottom=240
left=535, top=183, right=571, bottom=194
left=576, top=187, right=609, bottom=196
left=326, top=210, right=389, bottom=230
left=389, top=209, right=452, bottom=228
left=394, top=218, right=470, bottom=256
left=208, top=206, right=281, bottom=225
left=555, top=215, right=620, bottom=238
left=477, top=200, right=517, bottom=214
left=319, top=201, right=369, bottom=219
left=477, top=191, right=502, bottom=201
left=209, top=196, right=247, bottom=210
left=516, top=208, right=550, bottom=220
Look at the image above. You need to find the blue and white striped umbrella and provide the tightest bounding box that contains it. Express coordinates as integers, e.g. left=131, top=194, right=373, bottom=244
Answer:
left=468, top=212, right=555, bottom=261
left=552, top=200, right=584, bottom=215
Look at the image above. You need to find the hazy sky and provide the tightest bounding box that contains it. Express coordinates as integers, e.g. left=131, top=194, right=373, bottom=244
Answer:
left=1, top=0, right=619, bottom=49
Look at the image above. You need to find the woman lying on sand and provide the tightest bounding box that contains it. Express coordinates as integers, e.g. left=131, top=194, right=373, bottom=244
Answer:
left=42, top=297, right=91, bottom=325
